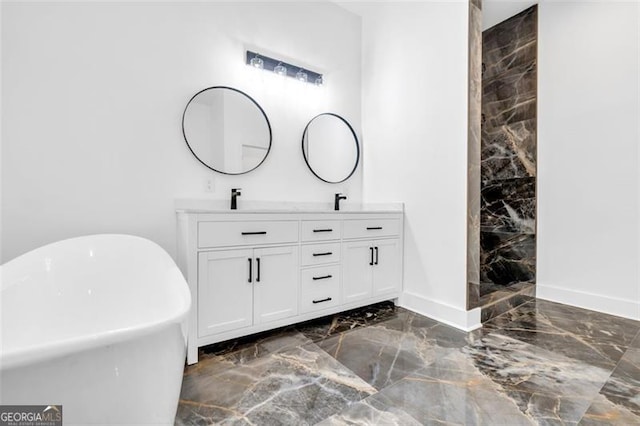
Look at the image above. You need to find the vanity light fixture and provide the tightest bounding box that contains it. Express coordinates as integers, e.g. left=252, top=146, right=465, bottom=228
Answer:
left=246, top=50, right=323, bottom=86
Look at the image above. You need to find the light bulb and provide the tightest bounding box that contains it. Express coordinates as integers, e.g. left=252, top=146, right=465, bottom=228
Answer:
left=314, top=76, right=324, bottom=86
left=274, top=63, right=287, bottom=76
left=250, top=56, right=264, bottom=69
left=296, top=69, right=308, bottom=83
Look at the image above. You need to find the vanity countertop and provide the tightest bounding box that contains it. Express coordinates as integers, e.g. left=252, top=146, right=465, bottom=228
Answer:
left=175, top=199, right=404, bottom=214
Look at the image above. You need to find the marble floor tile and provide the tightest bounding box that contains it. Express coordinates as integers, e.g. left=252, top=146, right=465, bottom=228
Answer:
left=316, top=311, right=468, bottom=390
left=362, top=358, right=537, bottom=425
left=175, top=300, right=640, bottom=425
left=579, top=394, right=640, bottom=426
left=431, top=350, right=596, bottom=425
left=598, top=348, right=640, bottom=416
left=482, top=300, right=640, bottom=369
left=630, top=330, right=640, bottom=349
left=295, top=301, right=399, bottom=342
left=464, top=333, right=612, bottom=400
left=316, top=397, right=422, bottom=426
left=187, top=330, right=313, bottom=378
left=177, top=343, right=376, bottom=425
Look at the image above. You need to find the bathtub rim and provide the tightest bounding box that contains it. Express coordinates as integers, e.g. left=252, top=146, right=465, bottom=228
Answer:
left=1, top=234, right=191, bottom=370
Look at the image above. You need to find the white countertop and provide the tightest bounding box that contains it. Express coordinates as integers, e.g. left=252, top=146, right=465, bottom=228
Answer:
left=175, top=199, right=404, bottom=214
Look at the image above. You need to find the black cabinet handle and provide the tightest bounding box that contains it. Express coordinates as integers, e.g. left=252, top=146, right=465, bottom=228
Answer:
left=369, top=247, right=374, bottom=265
left=312, top=252, right=333, bottom=257
left=312, top=274, right=332, bottom=281
left=248, top=258, right=252, bottom=283
left=313, top=229, right=333, bottom=233
left=366, top=227, right=383, bottom=230
left=374, top=247, right=379, bottom=265
left=256, top=257, right=261, bottom=282
left=312, top=297, right=332, bottom=304
left=241, top=231, right=267, bottom=235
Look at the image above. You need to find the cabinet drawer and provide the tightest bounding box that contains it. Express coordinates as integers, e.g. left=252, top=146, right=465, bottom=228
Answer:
left=301, top=243, right=341, bottom=266
left=300, top=266, right=341, bottom=313
left=198, top=221, right=298, bottom=248
left=343, top=218, right=400, bottom=240
left=301, top=220, right=341, bottom=242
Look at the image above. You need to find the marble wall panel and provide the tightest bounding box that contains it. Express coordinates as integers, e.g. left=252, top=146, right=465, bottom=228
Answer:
left=478, top=5, right=537, bottom=311
left=481, top=177, right=536, bottom=233
left=481, top=119, right=536, bottom=182
left=480, top=231, right=536, bottom=288
left=482, top=6, right=537, bottom=80
left=467, top=0, right=482, bottom=309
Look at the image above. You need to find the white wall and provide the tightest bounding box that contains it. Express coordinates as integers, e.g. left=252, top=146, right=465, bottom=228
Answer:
left=538, top=0, right=640, bottom=319
left=357, top=1, right=479, bottom=329
left=1, top=1, right=362, bottom=262
left=483, top=0, right=537, bottom=30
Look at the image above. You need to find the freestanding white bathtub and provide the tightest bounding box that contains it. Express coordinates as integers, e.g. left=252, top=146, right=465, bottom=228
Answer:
left=0, top=234, right=191, bottom=425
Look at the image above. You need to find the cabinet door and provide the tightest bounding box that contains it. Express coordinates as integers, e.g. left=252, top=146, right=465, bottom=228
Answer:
left=253, top=246, right=299, bottom=325
left=373, top=239, right=402, bottom=295
left=342, top=240, right=374, bottom=303
left=198, top=249, right=253, bottom=337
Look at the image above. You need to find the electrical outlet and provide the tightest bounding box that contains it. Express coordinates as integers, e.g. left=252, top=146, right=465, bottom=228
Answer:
left=204, top=177, right=214, bottom=193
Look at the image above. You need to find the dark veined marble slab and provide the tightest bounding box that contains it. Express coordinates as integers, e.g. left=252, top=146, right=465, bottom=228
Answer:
left=481, top=177, right=536, bottom=234
left=482, top=61, right=536, bottom=105
left=479, top=300, right=640, bottom=370
left=480, top=283, right=535, bottom=322
left=464, top=333, right=612, bottom=398
left=295, top=300, right=399, bottom=342
left=483, top=6, right=537, bottom=81
left=483, top=96, right=536, bottom=132
left=353, top=353, right=538, bottom=425
left=175, top=299, right=640, bottom=425
left=480, top=231, right=536, bottom=286
left=598, top=348, right=640, bottom=416
left=188, top=329, right=313, bottom=378
left=631, top=331, right=640, bottom=349
left=177, top=343, right=375, bottom=425
left=316, top=310, right=468, bottom=390
left=580, top=393, right=640, bottom=425
left=316, top=397, right=422, bottom=426
left=481, top=119, right=536, bottom=183
left=479, top=4, right=537, bottom=308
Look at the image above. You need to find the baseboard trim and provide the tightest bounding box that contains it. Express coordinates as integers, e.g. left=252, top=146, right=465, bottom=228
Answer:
left=398, top=291, right=482, bottom=331
left=537, top=284, right=640, bottom=321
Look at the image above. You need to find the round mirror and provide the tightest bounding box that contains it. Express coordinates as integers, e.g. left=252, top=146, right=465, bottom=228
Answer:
left=302, top=113, right=359, bottom=183
left=182, top=86, right=272, bottom=175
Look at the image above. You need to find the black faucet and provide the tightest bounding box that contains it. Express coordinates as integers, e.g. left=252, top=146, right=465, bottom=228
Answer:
left=231, top=188, right=241, bottom=210
left=334, top=193, right=347, bottom=211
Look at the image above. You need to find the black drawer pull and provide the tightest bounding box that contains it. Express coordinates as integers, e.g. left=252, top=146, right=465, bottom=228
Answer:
left=313, top=229, right=333, bottom=233
left=366, top=227, right=383, bottom=230
left=242, top=231, right=267, bottom=235
left=312, top=297, right=332, bottom=304
left=313, top=252, right=333, bottom=257
left=369, top=247, right=374, bottom=265
left=248, top=258, right=252, bottom=283
left=313, top=274, right=332, bottom=281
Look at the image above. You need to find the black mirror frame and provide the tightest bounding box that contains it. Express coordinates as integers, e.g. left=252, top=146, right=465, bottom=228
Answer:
left=182, top=86, right=272, bottom=175
left=301, top=112, right=360, bottom=184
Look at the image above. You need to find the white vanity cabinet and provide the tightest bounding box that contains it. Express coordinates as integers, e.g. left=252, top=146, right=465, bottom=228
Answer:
left=197, top=245, right=298, bottom=338
left=342, top=219, right=402, bottom=303
left=177, top=207, right=403, bottom=364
